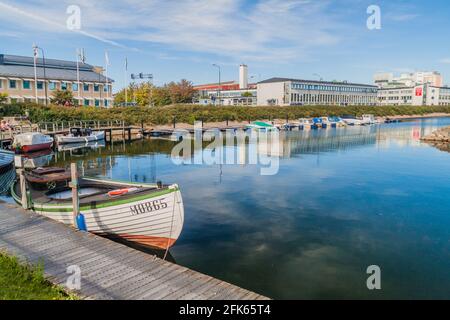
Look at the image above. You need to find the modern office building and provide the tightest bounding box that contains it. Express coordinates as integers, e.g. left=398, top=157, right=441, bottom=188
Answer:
left=0, top=54, right=113, bottom=107
left=257, top=78, right=378, bottom=106
left=377, top=84, right=450, bottom=106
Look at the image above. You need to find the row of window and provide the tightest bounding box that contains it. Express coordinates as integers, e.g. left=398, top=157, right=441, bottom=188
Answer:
left=0, top=79, right=110, bottom=93
left=9, top=97, right=111, bottom=107
left=290, top=93, right=377, bottom=104
left=291, top=82, right=377, bottom=93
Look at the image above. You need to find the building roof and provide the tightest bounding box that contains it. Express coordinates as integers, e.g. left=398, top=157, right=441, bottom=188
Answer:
left=0, top=54, right=113, bottom=83
left=258, top=77, right=377, bottom=88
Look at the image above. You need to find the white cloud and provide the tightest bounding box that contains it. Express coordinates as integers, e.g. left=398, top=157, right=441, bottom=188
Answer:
left=0, top=0, right=342, bottom=61
left=439, top=58, right=450, bottom=64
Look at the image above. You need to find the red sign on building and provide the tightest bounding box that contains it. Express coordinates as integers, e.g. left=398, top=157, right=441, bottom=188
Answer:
left=415, top=87, right=423, bottom=97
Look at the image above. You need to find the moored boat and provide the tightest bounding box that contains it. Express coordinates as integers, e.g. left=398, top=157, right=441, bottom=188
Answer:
left=341, top=115, right=363, bottom=126
left=298, top=118, right=318, bottom=130
left=13, top=132, right=54, bottom=153
left=57, top=128, right=105, bottom=145
left=246, top=121, right=278, bottom=131
left=11, top=173, right=184, bottom=250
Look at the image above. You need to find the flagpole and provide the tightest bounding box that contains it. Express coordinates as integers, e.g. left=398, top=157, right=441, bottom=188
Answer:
left=124, top=57, right=128, bottom=105
left=32, top=44, right=38, bottom=104
left=76, top=49, right=81, bottom=104
left=105, top=51, right=110, bottom=107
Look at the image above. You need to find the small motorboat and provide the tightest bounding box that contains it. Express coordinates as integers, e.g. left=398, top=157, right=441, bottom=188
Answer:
left=361, top=114, right=378, bottom=125
left=0, top=149, right=14, bottom=174
left=13, top=132, right=54, bottom=153
left=341, top=115, right=363, bottom=126
left=246, top=121, right=278, bottom=131
left=313, top=118, right=326, bottom=129
left=57, top=128, right=105, bottom=145
left=12, top=171, right=184, bottom=250
left=327, top=116, right=346, bottom=128
left=298, top=118, right=318, bottom=130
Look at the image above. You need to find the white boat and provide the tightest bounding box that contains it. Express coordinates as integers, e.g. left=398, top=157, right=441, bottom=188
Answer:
left=361, top=114, right=378, bottom=125
left=12, top=171, right=184, bottom=250
left=57, top=128, right=105, bottom=145
left=13, top=132, right=54, bottom=153
left=298, top=118, right=318, bottom=130
left=341, top=115, right=364, bottom=126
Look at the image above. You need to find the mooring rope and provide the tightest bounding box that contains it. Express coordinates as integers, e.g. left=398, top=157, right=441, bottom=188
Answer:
left=163, top=190, right=177, bottom=261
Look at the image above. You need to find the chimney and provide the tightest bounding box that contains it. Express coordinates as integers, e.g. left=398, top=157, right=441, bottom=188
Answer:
left=239, top=64, right=248, bottom=89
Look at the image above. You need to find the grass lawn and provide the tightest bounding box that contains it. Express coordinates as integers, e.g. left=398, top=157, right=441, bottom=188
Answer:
left=0, top=252, right=76, bottom=300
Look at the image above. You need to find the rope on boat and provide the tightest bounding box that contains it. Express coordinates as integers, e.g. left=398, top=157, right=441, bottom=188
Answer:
left=163, top=190, right=177, bottom=261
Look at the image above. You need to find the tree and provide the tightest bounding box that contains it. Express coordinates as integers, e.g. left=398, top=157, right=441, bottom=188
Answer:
left=51, top=89, right=75, bottom=106
left=167, top=79, right=195, bottom=104
left=0, top=93, right=8, bottom=104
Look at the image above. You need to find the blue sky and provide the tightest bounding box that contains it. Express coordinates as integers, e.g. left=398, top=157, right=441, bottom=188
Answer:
left=1, top=0, right=450, bottom=91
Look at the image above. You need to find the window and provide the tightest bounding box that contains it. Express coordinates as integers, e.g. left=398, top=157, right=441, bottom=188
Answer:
left=83, top=84, right=90, bottom=92
left=94, top=84, right=100, bottom=92
left=37, top=81, right=44, bottom=90
left=49, top=82, right=56, bottom=90
left=84, top=99, right=90, bottom=106
left=95, top=99, right=100, bottom=107
left=103, top=85, right=108, bottom=93
left=61, top=82, right=67, bottom=90
left=0, top=80, right=2, bottom=88
left=104, top=99, right=109, bottom=107
left=9, top=80, right=16, bottom=89
left=23, top=80, right=31, bottom=90
left=72, top=83, right=78, bottom=91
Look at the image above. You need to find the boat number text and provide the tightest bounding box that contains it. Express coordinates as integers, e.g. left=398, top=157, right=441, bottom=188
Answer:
left=130, top=199, right=168, bottom=215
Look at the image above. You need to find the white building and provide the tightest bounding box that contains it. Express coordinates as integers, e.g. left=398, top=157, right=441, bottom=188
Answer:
left=377, top=84, right=450, bottom=106
left=374, top=71, right=443, bottom=88
left=257, top=78, right=378, bottom=106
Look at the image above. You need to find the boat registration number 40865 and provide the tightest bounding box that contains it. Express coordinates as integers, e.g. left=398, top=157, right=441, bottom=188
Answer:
left=130, top=199, right=168, bottom=216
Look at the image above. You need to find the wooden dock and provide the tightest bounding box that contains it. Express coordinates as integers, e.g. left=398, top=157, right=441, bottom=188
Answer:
left=0, top=201, right=268, bottom=300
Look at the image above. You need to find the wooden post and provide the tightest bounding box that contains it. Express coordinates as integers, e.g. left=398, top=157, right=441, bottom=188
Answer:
left=18, top=169, right=29, bottom=210
left=173, top=117, right=176, bottom=129
left=70, top=163, right=79, bottom=227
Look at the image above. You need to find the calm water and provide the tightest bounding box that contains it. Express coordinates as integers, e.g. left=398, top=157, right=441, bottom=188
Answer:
left=4, top=118, right=450, bottom=299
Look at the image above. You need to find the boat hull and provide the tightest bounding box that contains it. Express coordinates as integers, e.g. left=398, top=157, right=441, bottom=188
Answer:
left=11, top=180, right=184, bottom=250
left=57, top=131, right=105, bottom=145
left=21, top=142, right=53, bottom=153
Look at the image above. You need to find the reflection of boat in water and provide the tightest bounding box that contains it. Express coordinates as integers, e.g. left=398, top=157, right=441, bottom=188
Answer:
left=0, top=149, right=14, bottom=174
left=22, top=149, right=54, bottom=169
left=12, top=172, right=184, bottom=250
left=57, top=140, right=106, bottom=152
left=57, top=128, right=105, bottom=145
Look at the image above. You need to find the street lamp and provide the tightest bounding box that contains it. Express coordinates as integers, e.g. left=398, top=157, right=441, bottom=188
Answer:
left=212, top=64, right=221, bottom=106
left=313, top=73, right=323, bottom=105
left=32, top=44, right=48, bottom=107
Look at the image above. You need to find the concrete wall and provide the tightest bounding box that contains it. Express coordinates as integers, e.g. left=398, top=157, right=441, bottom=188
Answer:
left=257, top=82, right=287, bottom=106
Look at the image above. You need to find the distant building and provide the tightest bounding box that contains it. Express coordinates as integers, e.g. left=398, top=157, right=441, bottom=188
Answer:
left=374, top=71, right=443, bottom=88
left=0, top=54, right=113, bottom=107
left=257, top=78, right=378, bottom=106
left=193, top=64, right=257, bottom=106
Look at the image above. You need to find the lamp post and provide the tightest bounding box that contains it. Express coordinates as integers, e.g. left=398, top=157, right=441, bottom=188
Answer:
left=32, top=44, right=48, bottom=106
left=212, top=64, right=221, bottom=106
left=313, top=73, right=323, bottom=105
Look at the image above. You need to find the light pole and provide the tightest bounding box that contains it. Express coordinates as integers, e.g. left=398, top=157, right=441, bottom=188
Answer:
left=33, top=44, right=48, bottom=107
left=212, top=64, right=221, bottom=106
left=313, top=73, right=323, bottom=105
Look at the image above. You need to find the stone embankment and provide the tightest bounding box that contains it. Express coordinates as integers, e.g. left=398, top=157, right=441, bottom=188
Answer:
left=422, top=126, right=450, bottom=142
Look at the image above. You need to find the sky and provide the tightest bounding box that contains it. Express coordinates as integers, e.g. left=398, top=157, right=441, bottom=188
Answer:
left=0, top=0, right=450, bottom=92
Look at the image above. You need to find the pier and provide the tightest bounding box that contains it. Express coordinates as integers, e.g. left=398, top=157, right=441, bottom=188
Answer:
left=0, top=201, right=268, bottom=300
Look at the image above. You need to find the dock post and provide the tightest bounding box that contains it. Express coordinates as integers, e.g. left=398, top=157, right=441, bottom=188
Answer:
left=173, top=117, right=176, bottom=129
left=70, top=163, right=79, bottom=228
left=18, top=170, right=29, bottom=210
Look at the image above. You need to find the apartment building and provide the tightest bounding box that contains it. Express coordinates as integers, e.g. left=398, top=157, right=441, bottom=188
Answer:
left=0, top=54, right=113, bottom=107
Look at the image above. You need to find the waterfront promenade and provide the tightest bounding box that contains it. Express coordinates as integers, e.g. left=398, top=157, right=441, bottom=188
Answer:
left=0, top=201, right=268, bottom=300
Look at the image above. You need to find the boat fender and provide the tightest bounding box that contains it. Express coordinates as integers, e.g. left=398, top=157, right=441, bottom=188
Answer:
left=108, top=187, right=138, bottom=197
left=76, top=213, right=88, bottom=232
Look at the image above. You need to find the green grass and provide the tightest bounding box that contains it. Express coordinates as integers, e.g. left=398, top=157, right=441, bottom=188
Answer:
left=0, top=252, right=77, bottom=300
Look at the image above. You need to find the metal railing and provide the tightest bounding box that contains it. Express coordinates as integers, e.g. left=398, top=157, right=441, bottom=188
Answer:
left=37, top=120, right=130, bottom=133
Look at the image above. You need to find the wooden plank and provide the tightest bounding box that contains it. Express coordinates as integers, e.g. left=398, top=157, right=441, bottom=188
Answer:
left=0, top=203, right=269, bottom=300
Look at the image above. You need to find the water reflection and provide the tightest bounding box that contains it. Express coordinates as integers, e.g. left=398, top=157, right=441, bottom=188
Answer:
left=33, top=117, right=450, bottom=299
